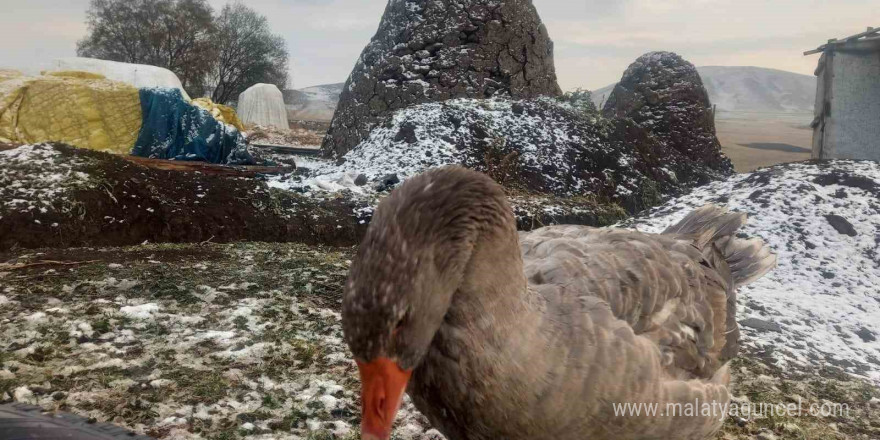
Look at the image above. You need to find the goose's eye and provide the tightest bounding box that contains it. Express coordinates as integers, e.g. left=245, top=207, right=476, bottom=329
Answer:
left=392, top=315, right=407, bottom=335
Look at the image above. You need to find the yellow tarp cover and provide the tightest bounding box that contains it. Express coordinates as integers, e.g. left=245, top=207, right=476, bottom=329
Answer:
left=0, top=70, right=23, bottom=82
left=0, top=73, right=142, bottom=154
left=192, top=97, right=245, bottom=132
left=44, top=71, right=107, bottom=80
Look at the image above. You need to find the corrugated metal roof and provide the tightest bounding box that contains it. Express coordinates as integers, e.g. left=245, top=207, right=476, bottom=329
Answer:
left=804, top=27, right=880, bottom=55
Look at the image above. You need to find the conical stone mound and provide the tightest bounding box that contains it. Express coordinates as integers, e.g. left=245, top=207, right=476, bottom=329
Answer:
left=603, top=52, right=734, bottom=175
left=322, top=0, right=562, bottom=158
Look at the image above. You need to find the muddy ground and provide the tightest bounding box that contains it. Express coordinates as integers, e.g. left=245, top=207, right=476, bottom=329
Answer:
left=0, top=242, right=877, bottom=440
left=716, top=117, right=813, bottom=172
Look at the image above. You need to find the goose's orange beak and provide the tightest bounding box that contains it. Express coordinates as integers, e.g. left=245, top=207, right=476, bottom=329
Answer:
left=357, top=357, right=412, bottom=440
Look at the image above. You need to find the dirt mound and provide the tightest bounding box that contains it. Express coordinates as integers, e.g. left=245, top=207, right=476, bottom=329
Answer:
left=1, top=143, right=632, bottom=251
left=322, top=0, right=562, bottom=158
left=0, top=144, right=370, bottom=251
left=603, top=51, right=734, bottom=175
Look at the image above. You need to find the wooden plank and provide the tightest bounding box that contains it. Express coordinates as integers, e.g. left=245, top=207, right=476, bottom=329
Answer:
left=250, top=143, right=322, bottom=156
left=122, top=155, right=295, bottom=176
left=818, top=48, right=835, bottom=160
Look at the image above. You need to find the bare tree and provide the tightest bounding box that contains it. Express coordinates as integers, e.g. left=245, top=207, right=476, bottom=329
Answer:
left=207, top=3, right=289, bottom=105
left=78, top=0, right=289, bottom=103
left=77, top=0, right=216, bottom=97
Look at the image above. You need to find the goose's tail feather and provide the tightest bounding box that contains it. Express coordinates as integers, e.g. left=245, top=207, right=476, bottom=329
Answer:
left=664, top=204, right=777, bottom=289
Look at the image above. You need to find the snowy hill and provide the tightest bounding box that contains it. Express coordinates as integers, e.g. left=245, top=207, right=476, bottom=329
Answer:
left=623, top=160, right=880, bottom=384
left=283, top=83, right=344, bottom=122
left=591, top=66, right=816, bottom=116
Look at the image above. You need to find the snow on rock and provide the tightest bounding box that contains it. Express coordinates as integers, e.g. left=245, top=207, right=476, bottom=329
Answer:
left=322, top=0, right=562, bottom=157
left=119, top=303, right=160, bottom=319
left=13, top=386, right=34, bottom=403
left=238, top=83, right=289, bottom=130
left=603, top=51, right=734, bottom=175
left=46, top=57, right=191, bottom=101
left=622, top=160, right=880, bottom=383
left=272, top=97, right=730, bottom=213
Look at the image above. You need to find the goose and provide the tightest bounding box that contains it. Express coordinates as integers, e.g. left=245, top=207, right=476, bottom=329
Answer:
left=342, top=166, right=776, bottom=440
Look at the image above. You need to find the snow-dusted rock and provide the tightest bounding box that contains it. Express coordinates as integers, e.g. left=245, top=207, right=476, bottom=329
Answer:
left=591, top=66, right=817, bottom=116
left=623, top=160, right=880, bottom=383
left=13, top=386, right=34, bottom=403
left=603, top=52, right=734, bottom=176
left=275, top=97, right=730, bottom=213
left=119, top=303, right=160, bottom=320
left=322, top=0, right=562, bottom=158
left=237, top=83, right=289, bottom=130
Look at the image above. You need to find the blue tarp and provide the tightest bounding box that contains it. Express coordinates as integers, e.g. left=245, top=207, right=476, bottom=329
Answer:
left=133, top=88, right=254, bottom=165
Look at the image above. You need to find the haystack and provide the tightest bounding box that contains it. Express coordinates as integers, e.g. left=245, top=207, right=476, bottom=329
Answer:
left=238, top=83, right=289, bottom=129
left=46, top=57, right=191, bottom=101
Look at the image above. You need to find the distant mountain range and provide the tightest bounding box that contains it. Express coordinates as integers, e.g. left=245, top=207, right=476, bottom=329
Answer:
left=284, top=67, right=816, bottom=123
left=591, top=66, right=816, bottom=117
left=284, top=83, right=345, bottom=122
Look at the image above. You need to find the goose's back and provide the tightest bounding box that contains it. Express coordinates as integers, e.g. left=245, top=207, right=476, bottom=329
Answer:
left=520, top=225, right=736, bottom=380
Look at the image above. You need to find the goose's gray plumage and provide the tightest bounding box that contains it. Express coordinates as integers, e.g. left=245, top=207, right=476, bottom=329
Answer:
left=343, top=166, right=777, bottom=440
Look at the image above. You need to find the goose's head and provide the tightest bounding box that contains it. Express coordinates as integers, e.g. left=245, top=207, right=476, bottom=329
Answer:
left=342, top=166, right=515, bottom=440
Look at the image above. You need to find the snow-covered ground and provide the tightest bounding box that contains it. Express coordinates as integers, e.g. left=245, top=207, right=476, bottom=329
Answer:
left=0, top=144, right=95, bottom=218
left=0, top=243, right=439, bottom=439
left=623, top=160, right=880, bottom=383
left=1, top=160, right=879, bottom=439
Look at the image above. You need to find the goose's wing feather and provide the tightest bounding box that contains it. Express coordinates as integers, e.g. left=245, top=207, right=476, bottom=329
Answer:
left=519, top=224, right=734, bottom=379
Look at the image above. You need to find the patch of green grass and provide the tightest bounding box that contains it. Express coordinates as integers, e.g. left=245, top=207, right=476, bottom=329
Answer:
left=719, top=354, right=879, bottom=440
left=207, top=431, right=237, bottom=440
left=92, top=316, right=112, bottom=334
left=292, top=339, right=326, bottom=369
left=168, top=368, right=229, bottom=405
left=269, top=407, right=310, bottom=431
left=262, top=394, right=281, bottom=410
left=640, top=179, right=663, bottom=209
left=306, top=430, right=336, bottom=440
left=144, top=277, right=201, bottom=305
left=25, top=345, right=55, bottom=363
left=233, top=315, right=249, bottom=331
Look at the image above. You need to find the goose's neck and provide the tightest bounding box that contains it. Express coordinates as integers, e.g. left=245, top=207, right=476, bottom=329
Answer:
left=419, top=220, right=551, bottom=382
left=445, top=226, right=532, bottom=329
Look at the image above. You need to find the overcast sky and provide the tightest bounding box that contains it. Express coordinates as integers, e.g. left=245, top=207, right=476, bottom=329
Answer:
left=0, top=0, right=875, bottom=91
